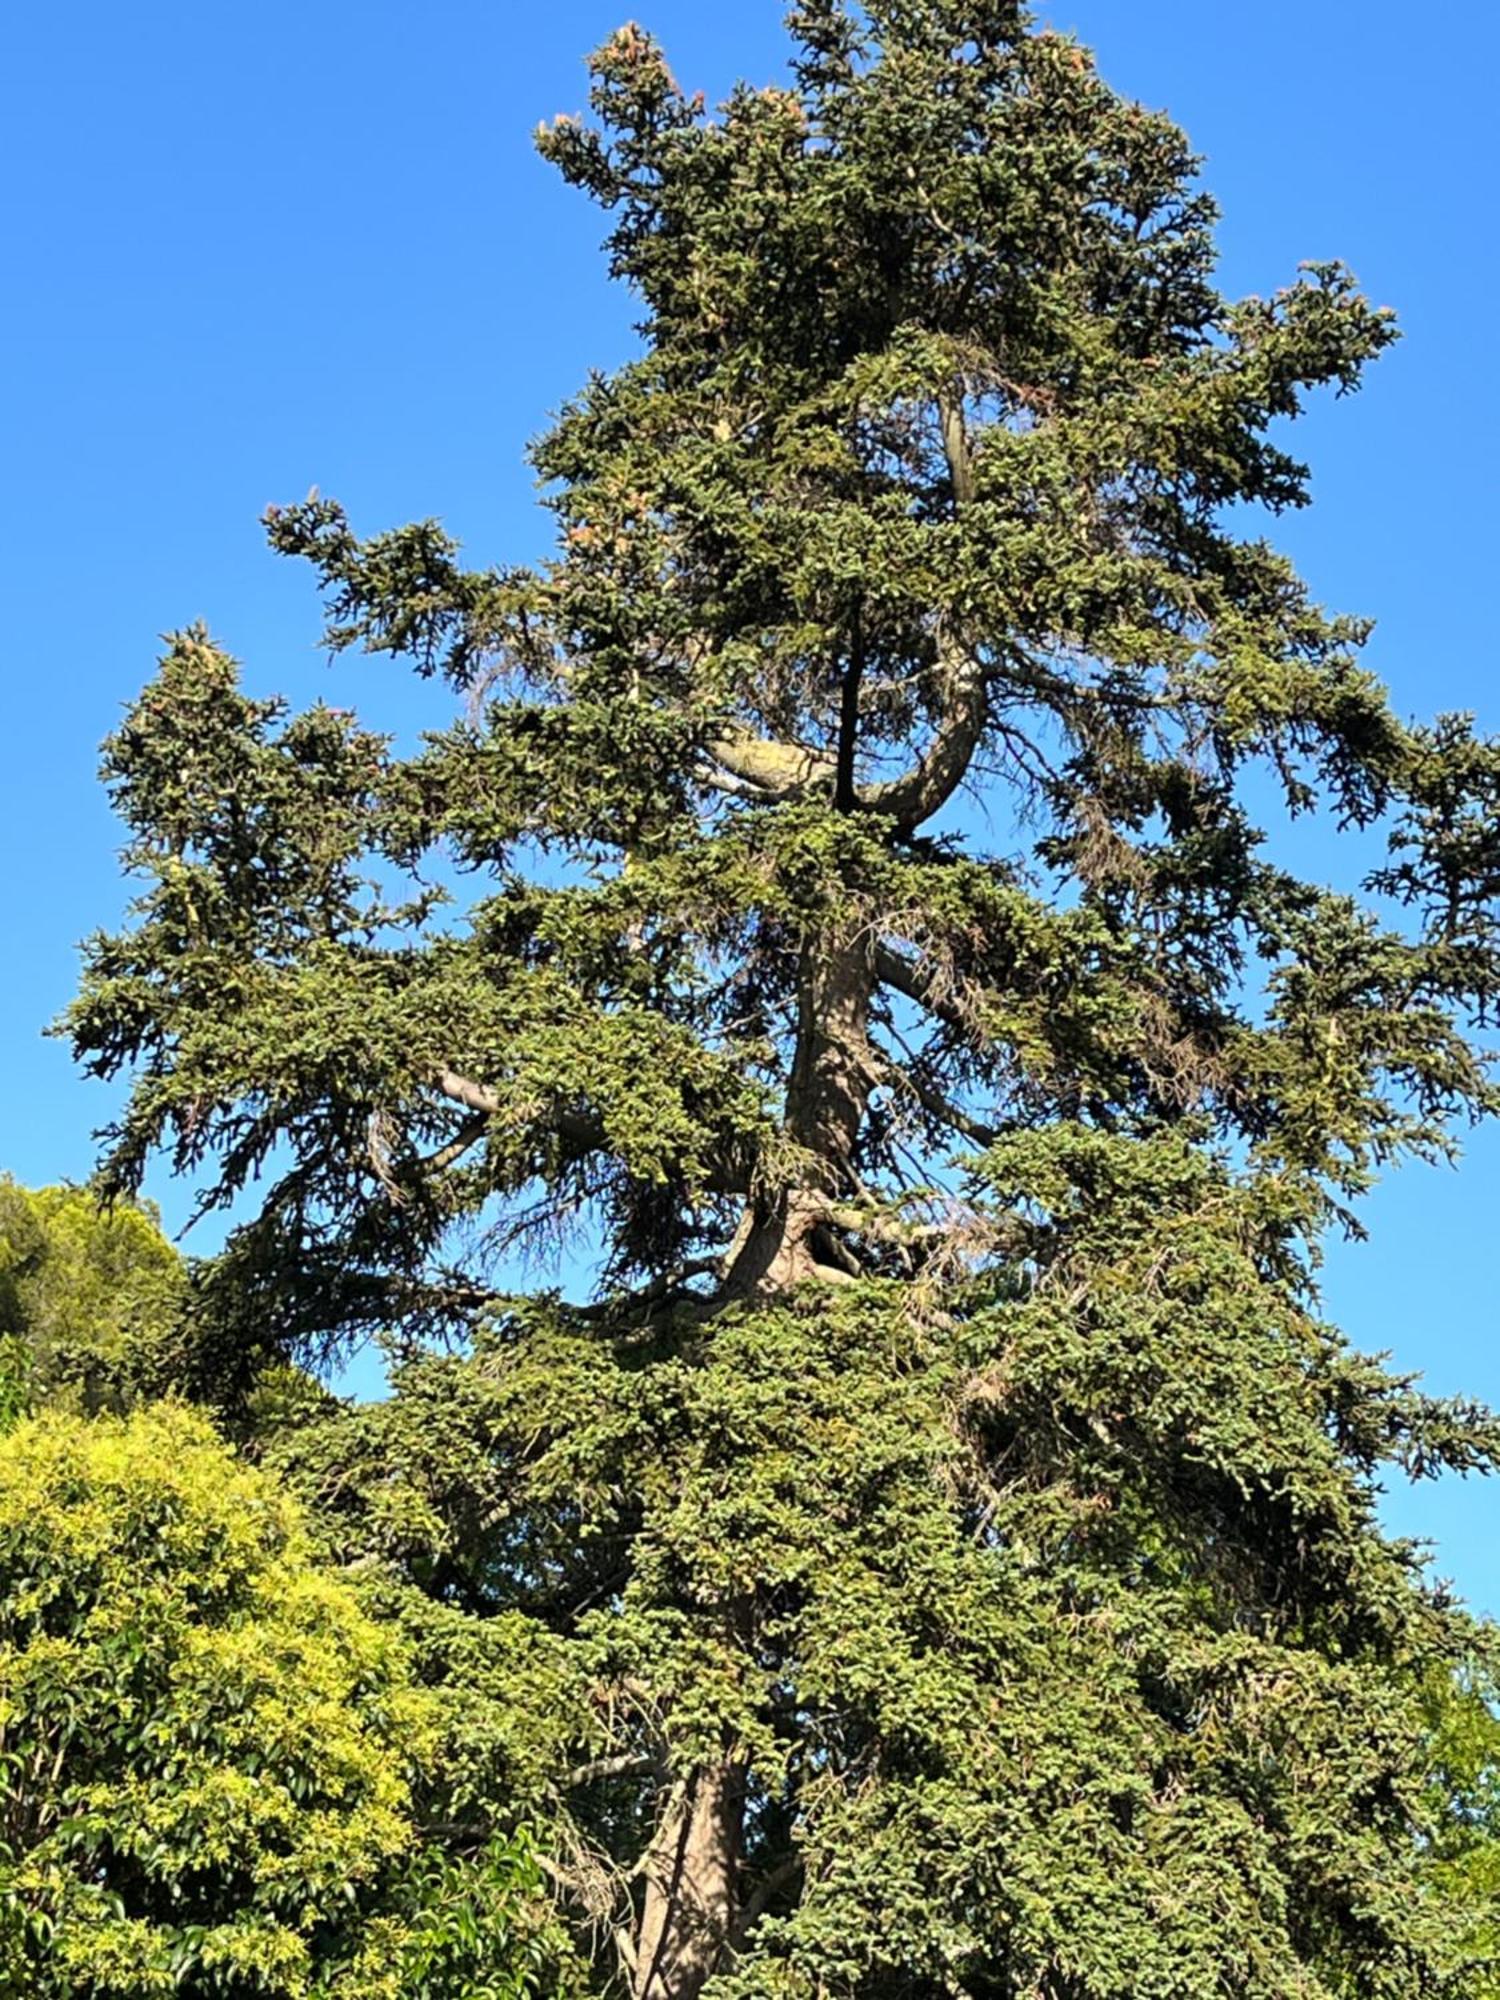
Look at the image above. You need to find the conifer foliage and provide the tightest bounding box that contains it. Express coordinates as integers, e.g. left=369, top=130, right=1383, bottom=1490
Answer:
left=65, top=3, right=1500, bottom=1995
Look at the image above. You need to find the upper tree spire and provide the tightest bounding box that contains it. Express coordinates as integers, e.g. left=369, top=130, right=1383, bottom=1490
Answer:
left=70, top=0, right=1486, bottom=1314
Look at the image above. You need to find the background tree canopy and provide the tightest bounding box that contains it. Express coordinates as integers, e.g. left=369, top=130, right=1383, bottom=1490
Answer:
left=19, top=0, right=1500, bottom=1995
left=0, top=1179, right=186, bottom=1418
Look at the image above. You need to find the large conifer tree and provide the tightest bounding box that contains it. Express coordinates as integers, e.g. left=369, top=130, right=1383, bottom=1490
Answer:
left=67, top=3, right=1500, bottom=1994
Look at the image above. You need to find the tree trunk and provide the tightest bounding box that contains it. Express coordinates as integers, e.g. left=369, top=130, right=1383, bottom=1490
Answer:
left=641, top=930, right=872, bottom=1988
left=785, top=921, right=876, bottom=1173
left=632, top=1762, right=744, bottom=2000
left=725, top=922, right=877, bottom=1295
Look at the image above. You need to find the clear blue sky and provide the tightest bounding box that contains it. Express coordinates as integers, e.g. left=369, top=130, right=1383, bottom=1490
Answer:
left=3, top=3, right=1496, bottom=1608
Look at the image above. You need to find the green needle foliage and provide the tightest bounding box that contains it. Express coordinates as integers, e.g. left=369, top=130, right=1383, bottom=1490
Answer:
left=60, top=3, right=1500, bottom=1994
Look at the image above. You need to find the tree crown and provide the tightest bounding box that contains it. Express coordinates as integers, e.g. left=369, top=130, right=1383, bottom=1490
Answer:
left=56, top=5, right=1500, bottom=1995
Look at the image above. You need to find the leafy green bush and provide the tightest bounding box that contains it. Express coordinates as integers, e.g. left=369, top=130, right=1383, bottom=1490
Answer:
left=0, top=1405, right=428, bottom=1996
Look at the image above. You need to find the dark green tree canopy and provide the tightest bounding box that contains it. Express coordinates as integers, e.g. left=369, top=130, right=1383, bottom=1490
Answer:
left=63, top=4, right=1500, bottom=1996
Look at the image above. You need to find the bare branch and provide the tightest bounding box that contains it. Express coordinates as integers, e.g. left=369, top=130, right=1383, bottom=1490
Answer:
left=900, top=1067, right=997, bottom=1149
left=706, top=647, right=984, bottom=830
left=430, top=1066, right=604, bottom=1152
left=706, top=726, right=836, bottom=799
left=431, top=1066, right=503, bottom=1118
left=578, top=1258, right=725, bottom=1322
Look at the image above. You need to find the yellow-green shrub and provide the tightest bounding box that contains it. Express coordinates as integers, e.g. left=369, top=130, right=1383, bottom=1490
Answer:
left=0, top=1405, right=430, bottom=1996
left=0, top=1179, right=185, bottom=1415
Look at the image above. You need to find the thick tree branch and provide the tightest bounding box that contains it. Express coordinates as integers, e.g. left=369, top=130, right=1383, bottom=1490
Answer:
left=706, top=726, right=836, bottom=799
left=860, top=633, right=986, bottom=830
left=847, top=388, right=986, bottom=831
left=577, top=1258, right=723, bottom=1320
left=705, top=653, right=983, bottom=829
left=430, top=1066, right=604, bottom=1153
left=431, top=1066, right=503, bottom=1118
left=901, top=1069, right=997, bottom=1148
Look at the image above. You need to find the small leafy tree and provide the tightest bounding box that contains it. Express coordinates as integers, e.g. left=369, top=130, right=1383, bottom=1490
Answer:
left=0, top=1404, right=517, bottom=1998
left=0, top=1392, right=579, bottom=1998
left=63, top=2, right=1500, bottom=1994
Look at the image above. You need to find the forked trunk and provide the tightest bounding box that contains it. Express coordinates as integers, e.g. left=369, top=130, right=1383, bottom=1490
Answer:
left=638, top=929, right=872, bottom=1987
left=725, top=923, right=877, bottom=1295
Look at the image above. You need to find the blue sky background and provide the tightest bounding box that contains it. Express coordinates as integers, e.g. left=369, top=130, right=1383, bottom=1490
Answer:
left=3, top=3, right=1495, bottom=1608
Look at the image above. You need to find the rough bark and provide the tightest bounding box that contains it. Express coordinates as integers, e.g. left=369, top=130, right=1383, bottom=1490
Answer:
left=785, top=924, right=878, bottom=1182
left=632, top=1762, right=744, bottom=2000
left=725, top=921, right=879, bottom=1296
